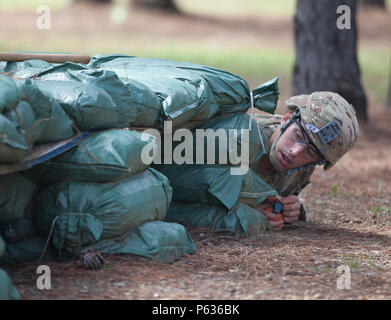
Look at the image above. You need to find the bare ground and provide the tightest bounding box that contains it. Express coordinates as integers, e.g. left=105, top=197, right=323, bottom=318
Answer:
left=1, top=5, right=391, bottom=300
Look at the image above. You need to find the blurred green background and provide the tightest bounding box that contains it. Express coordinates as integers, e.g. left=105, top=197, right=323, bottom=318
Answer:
left=0, top=0, right=390, bottom=110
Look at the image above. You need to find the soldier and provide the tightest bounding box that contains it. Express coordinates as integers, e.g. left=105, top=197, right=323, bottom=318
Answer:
left=251, top=92, right=360, bottom=230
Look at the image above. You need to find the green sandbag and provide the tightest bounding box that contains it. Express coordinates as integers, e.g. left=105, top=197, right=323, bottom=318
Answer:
left=37, top=61, right=213, bottom=129
left=34, top=168, right=172, bottom=255
left=166, top=202, right=270, bottom=238
left=169, top=112, right=268, bottom=167
left=28, top=61, right=89, bottom=81
left=1, top=59, right=53, bottom=81
left=4, top=100, right=44, bottom=146
left=0, top=112, right=30, bottom=162
left=1, top=59, right=53, bottom=74
left=153, top=164, right=276, bottom=210
left=16, top=78, right=75, bottom=144
left=154, top=164, right=242, bottom=210
left=60, top=68, right=158, bottom=128
left=35, top=80, right=119, bottom=130
left=6, top=55, right=279, bottom=130
left=0, top=268, right=20, bottom=300
left=0, top=206, right=52, bottom=265
left=89, top=54, right=280, bottom=112
left=0, top=74, right=21, bottom=113
left=90, top=55, right=245, bottom=112
left=0, top=237, right=54, bottom=265
left=89, top=56, right=220, bottom=127
left=84, top=220, right=196, bottom=263
left=239, top=167, right=278, bottom=207
left=251, top=77, right=281, bottom=115
left=34, top=64, right=161, bottom=128
left=89, top=55, right=279, bottom=127
left=23, top=129, right=156, bottom=185
left=0, top=207, right=37, bottom=243
left=0, top=76, right=75, bottom=163
left=0, top=173, right=37, bottom=222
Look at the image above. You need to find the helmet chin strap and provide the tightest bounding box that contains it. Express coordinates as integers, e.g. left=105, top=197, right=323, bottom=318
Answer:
left=269, top=111, right=325, bottom=175
left=269, top=129, right=285, bottom=172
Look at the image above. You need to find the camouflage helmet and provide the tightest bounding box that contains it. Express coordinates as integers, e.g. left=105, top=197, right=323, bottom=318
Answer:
left=285, top=92, right=359, bottom=170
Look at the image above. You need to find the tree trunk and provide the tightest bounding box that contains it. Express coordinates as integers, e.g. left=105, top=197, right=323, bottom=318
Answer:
left=293, top=0, right=368, bottom=121
left=387, top=58, right=391, bottom=107
left=359, top=0, right=386, bottom=8
left=132, top=0, right=179, bottom=13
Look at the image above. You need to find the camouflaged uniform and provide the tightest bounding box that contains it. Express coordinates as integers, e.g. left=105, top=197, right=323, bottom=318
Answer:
left=250, top=114, right=315, bottom=197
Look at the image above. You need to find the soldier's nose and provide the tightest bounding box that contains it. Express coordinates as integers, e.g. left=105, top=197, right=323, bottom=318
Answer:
left=290, top=143, right=305, bottom=157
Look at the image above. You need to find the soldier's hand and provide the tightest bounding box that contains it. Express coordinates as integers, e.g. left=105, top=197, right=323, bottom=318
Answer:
left=255, top=203, right=284, bottom=230
left=281, top=195, right=301, bottom=224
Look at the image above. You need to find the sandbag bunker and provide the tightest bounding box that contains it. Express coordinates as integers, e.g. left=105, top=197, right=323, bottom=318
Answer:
left=0, top=54, right=279, bottom=299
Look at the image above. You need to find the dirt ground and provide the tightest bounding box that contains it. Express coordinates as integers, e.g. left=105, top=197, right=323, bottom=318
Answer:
left=1, top=5, right=391, bottom=300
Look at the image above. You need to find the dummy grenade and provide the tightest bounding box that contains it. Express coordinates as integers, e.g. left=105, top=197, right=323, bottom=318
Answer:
left=265, top=198, right=283, bottom=222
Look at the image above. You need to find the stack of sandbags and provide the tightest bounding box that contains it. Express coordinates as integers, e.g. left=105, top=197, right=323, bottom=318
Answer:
left=0, top=54, right=281, bottom=265
left=4, top=54, right=279, bottom=131
left=33, top=167, right=178, bottom=256
left=0, top=235, right=20, bottom=300
left=0, top=129, right=195, bottom=264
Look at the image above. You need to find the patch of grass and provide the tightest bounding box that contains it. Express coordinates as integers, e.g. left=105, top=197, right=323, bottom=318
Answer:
left=370, top=205, right=391, bottom=216
left=323, top=265, right=334, bottom=274
left=358, top=48, right=390, bottom=105
left=177, top=0, right=296, bottom=18
left=332, top=183, right=339, bottom=199
left=339, top=252, right=382, bottom=272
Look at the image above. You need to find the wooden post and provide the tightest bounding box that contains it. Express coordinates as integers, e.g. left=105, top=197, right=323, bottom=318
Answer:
left=0, top=52, right=91, bottom=64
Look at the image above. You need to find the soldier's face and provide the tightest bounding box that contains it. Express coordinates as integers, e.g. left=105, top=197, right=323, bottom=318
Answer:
left=273, top=112, right=322, bottom=170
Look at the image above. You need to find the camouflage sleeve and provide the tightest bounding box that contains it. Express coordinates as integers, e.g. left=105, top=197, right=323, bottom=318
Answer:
left=294, top=174, right=312, bottom=223
left=298, top=204, right=308, bottom=222
left=293, top=179, right=311, bottom=196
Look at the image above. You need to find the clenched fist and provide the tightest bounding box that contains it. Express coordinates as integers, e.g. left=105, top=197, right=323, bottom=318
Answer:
left=256, top=195, right=301, bottom=230
left=281, top=195, right=301, bottom=224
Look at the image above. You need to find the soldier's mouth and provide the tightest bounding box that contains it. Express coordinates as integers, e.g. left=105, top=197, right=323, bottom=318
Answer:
left=279, top=151, right=292, bottom=167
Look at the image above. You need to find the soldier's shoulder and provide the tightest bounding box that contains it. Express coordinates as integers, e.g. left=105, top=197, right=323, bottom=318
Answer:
left=254, top=113, right=281, bottom=140
left=254, top=113, right=282, bottom=128
left=263, top=164, right=315, bottom=197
